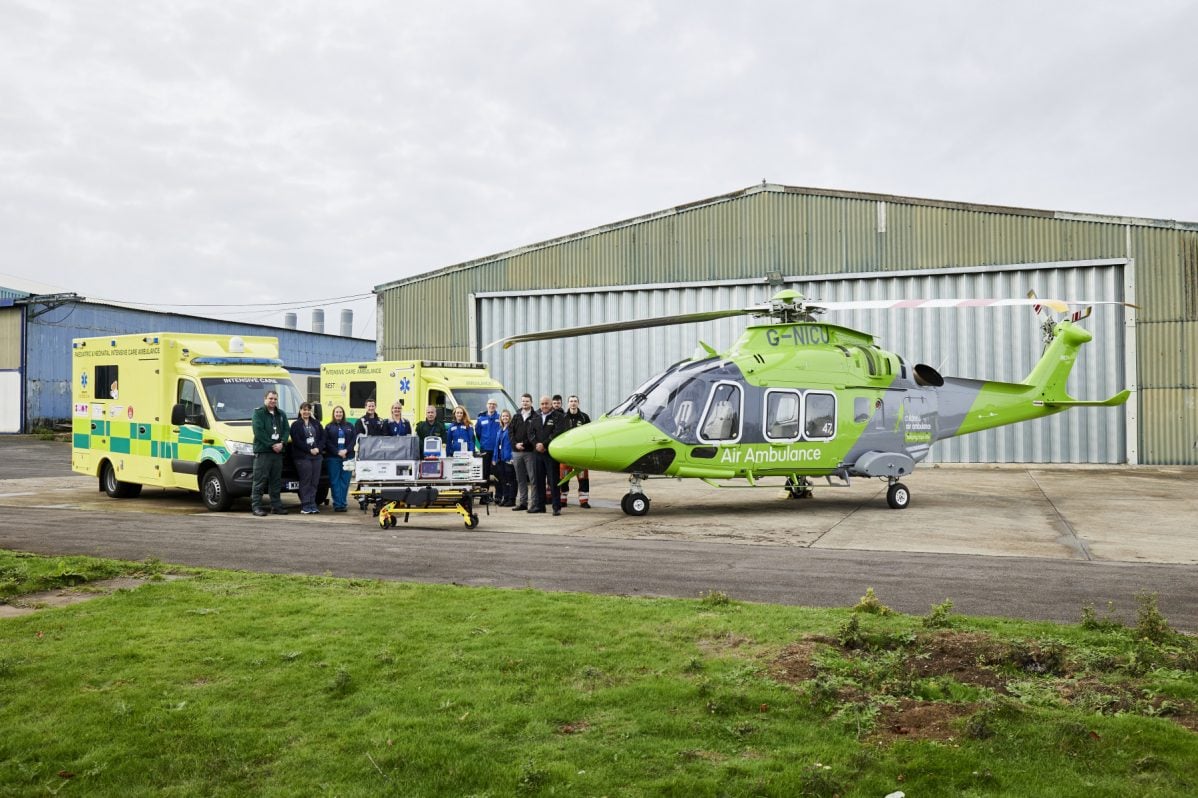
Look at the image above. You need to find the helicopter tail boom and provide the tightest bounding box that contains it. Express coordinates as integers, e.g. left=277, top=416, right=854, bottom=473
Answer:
left=943, top=318, right=1129, bottom=438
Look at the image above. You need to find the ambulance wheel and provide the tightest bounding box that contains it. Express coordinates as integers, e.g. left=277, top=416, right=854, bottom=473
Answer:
left=102, top=461, right=142, bottom=499
left=886, top=482, right=911, bottom=510
left=200, top=469, right=233, bottom=512
left=621, top=493, right=650, bottom=516
left=465, top=514, right=479, bottom=529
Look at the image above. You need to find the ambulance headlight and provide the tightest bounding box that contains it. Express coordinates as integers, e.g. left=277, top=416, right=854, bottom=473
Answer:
left=226, top=440, right=254, bottom=456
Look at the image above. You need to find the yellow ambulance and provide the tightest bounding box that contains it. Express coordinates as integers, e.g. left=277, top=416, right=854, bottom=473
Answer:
left=319, top=360, right=513, bottom=424
left=71, top=333, right=317, bottom=511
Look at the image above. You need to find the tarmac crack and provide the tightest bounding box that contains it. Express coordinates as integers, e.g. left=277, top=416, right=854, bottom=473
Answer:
left=806, top=484, right=884, bottom=548
left=1026, top=469, right=1092, bottom=561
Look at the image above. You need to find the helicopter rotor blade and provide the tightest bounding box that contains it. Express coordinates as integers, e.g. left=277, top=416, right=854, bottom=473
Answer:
left=483, top=307, right=755, bottom=351
left=809, top=297, right=1074, bottom=313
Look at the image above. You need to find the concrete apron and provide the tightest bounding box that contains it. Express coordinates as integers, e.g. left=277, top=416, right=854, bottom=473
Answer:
left=1, top=464, right=1194, bottom=566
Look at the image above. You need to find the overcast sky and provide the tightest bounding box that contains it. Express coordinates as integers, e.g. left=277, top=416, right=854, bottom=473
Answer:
left=2, top=1, right=1195, bottom=337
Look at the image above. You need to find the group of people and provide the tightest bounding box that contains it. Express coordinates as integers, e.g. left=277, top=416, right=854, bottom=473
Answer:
left=248, top=389, right=592, bottom=518
left=494, top=393, right=591, bottom=516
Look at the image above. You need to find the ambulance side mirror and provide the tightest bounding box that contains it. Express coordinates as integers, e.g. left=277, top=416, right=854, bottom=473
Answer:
left=312, top=404, right=323, bottom=422
left=170, top=404, right=186, bottom=426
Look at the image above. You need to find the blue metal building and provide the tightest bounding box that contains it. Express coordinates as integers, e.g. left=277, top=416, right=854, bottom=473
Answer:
left=0, top=294, right=374, bottom=432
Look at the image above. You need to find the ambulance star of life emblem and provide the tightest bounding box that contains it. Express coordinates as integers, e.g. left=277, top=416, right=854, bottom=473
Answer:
left=399, top=377, right=411, bottom=394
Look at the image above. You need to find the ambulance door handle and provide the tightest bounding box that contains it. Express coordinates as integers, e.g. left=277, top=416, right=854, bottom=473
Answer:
left=203, top=438, right=215, bottom=445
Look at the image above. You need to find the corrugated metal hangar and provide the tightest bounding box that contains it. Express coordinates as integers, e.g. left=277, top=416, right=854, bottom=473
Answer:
left=375, top=183, right=1197, bottom=466
left=0, top=294, right=374, bottom=433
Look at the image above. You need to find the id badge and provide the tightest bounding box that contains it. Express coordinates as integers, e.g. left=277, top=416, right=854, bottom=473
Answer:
left=306, top=436, right=315, bottom=445
left=337, top=436, right=345, bottom=445
left=271, top=432, right=280, bottom=441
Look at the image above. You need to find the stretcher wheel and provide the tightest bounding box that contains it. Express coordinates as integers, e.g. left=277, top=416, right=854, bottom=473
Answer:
left=464, top=514, right=479, bottom=529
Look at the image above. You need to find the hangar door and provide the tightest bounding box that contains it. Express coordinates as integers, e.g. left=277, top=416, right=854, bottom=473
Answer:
left=477, top=259, right=1133, bottom=464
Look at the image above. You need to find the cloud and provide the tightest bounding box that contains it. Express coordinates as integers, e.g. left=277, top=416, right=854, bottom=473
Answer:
left=1, top=0, right=1196, bottom=333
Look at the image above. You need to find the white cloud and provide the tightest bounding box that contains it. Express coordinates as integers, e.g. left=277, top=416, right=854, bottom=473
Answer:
left=1, top=0, right=1196, bottom=334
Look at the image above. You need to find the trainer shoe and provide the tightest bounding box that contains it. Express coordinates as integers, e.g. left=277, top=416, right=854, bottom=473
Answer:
left=252, top=508, right=268, bottom=517
left=272, top=508, right=289, bottom=515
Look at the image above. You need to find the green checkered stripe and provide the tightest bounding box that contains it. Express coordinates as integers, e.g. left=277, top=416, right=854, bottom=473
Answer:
left=72, top=419, right=207, bottom=460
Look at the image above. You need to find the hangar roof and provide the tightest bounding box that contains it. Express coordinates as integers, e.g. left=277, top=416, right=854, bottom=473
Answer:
left=375, top=182, right=1198, bottom=293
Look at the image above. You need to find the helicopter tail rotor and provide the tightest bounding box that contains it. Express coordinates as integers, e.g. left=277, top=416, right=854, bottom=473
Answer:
left=1027, top=290, right=1101, bottom=348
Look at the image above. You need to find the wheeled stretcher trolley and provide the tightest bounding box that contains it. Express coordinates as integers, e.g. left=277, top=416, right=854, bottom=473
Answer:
left=350, top=435, right=491, bottom=528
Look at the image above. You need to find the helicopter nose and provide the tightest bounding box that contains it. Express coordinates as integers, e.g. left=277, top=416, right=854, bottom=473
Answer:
left=549, top=425, right=597, bottom=465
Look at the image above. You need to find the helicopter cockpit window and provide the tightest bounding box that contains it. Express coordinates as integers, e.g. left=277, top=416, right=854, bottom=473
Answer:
left=699, top=383, right=741, bottom=442
left=804, top=392, right=836, bottom=440
left=764, top=390, right=801, bottom=441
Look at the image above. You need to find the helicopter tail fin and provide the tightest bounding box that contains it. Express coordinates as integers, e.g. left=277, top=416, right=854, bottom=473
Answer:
left=1021, top=319, right=1130, bottom=407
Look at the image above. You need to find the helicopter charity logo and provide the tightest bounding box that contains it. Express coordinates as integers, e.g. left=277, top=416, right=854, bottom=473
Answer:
left=720, top=446, right=822, bottom=464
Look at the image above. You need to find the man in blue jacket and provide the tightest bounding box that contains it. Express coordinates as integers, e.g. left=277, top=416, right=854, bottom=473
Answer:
left=475, top=398, right=500, bottom=497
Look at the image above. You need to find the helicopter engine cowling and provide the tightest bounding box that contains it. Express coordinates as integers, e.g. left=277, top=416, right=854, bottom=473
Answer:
left=849, top=451, right=916, bottom=479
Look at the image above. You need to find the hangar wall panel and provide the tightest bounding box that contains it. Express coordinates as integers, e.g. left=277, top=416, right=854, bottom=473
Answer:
left=479, top=261, right=1130, bottom=464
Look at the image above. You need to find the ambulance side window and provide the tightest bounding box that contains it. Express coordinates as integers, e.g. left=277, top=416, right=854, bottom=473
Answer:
left=349, top=381, right=375, bottom=409
left=178, top=379, right=208, bottom=428
left=96, top=365, right=119, bottom=400
left=430, top=390, right=451, bottom=423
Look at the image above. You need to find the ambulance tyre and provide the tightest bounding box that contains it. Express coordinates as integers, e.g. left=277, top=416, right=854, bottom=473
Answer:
left=200, top=469, right=233, bottom=512
left=102, top=461, right=142, bottom=499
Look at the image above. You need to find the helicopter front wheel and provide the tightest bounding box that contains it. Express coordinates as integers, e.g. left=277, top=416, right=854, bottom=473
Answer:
left=886, top=482, right=911, bottom=510
left=621, top=493, right=651, bottom=516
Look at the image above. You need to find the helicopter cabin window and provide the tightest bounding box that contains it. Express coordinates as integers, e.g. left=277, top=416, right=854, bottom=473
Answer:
left=349, top=381, right=376, bottom=409
left=177, top=379, right=207, bottom=427
left=699, top=383, right=741, bottom=442
left=95, top=365, right=119, bottom=400
left=853, top=396, right=871, bottom=425
left=764, top=390, right=801, bottom=441
left=804, top=392, right=836, bottom=440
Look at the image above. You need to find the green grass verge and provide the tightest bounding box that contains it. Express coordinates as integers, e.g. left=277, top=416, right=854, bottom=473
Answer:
left=0, top=550, right=169, bottom=600
left=0, top=551, right=1195, bottom=797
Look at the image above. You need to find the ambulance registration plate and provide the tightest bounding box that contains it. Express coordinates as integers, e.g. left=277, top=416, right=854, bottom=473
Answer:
left=285, top=481, right=299, bottom=491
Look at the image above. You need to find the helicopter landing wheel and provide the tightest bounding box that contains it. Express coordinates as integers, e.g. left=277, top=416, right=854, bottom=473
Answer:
left=785, top=475, right=813, bottom=500
left=886, top=482, right=911, bottom=510
left=621, top=493, right=650, bottom=516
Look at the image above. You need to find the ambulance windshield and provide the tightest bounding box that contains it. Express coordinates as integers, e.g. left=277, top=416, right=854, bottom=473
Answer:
left=452, top=388, right=517, bottom=415
left=201, top=378, right=304, bottom=422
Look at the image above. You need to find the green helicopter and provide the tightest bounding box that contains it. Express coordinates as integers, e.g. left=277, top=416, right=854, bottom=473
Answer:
left=488, top=290, right=1132, bottom=515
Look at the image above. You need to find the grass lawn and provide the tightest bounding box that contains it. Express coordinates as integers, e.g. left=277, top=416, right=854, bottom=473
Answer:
left=1, top=550, right=1196, bottom=797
